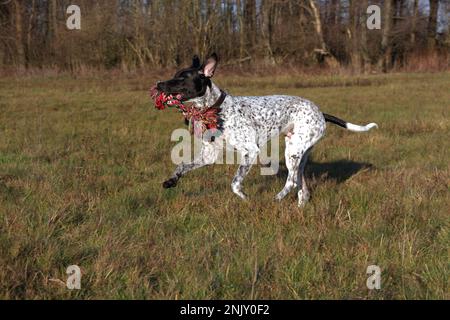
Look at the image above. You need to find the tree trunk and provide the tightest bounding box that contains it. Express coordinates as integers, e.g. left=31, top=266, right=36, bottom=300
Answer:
left=348, top=0, right=361, bottom=71
left=132, top=0, right=144, bottom=68
left=410, top=0, right=419, bottom=49
left=332, top=0, right=339, bottom=25
left=13, top=0, right=25, bottom=67
left=26, top=0, right=36, bottom=67
left=427, top=0, right=439, bottom=49
left=48, top=0, right=58, bottom=53
left=360, top=0, right=371, bottom=73
left=308, top=0, right=337, bottom=66
left=308, top=0, right=326, bottom=53
left=236, top=0, right=245, bottom=60
left=261, top=0, right=275, bottom=64
left=244, top=0, right=256, bottom=54
left=379, top=0, right=393, bottom=72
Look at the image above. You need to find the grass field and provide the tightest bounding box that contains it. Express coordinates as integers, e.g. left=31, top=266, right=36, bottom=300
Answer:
left=0, top=71, right=448, bottom=299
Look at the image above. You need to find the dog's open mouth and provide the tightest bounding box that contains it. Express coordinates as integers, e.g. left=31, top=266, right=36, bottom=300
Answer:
left=150, top=85, right=185, bottom=110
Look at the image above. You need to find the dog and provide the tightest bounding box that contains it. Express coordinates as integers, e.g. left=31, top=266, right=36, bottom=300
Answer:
left=156, top=53, right=378, bottom=206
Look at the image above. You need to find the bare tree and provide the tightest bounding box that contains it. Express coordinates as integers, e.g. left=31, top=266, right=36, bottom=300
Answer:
left=348, top=0, right=361, bottom=70
left=244, top=0, right=255, bottom=50
left=308, top=0, right=327, bottom=60
left=380, top=0, right=394, bottom=72
left=360, top=0, right=371, bottom=73
left=428, top=0, right=439, bottom=49
left=12, top=0, right=25, bottom=67
left=48, top=0, right=58, bottom=54
left=0, top=0, right=447, bottom=72
left=261, top=0, right=275, bottom=64
left=410, top=0, right=419, bottom=48
left=308, top=0, right=337, bottom=66
left=25, top=0, right=36, bottom=66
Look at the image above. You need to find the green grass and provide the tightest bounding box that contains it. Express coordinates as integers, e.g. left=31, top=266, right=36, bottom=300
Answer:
left=0, top=72, right=448, bottom=299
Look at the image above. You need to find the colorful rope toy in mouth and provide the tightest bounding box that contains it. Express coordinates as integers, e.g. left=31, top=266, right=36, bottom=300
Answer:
left=149, top=85, right=184, bottom=110
left=150, top=85, right=220, bottom=138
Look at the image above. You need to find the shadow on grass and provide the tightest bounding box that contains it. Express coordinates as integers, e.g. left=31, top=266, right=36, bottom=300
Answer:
left=307, top=160, right=374, bottom=183
left=274, top=159, right=374, bottom=184
left=165, top=160, right=373, bottom=198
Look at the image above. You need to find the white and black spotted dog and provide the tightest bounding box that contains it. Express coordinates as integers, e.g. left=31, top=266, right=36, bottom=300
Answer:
left=157, top=53, right=378, bottom=206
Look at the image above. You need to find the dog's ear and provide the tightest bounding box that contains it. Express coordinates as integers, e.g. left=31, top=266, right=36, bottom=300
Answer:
left=202, top=53, right=218, bottom=78
left=191, top=55, right=201, bottom=69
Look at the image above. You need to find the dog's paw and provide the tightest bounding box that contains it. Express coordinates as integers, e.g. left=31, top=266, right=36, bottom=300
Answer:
left=297, top=190, right=310, bottom=207
left=234, top=191, right=248, bottom=201
left=163, top=178, right=178, bottom=189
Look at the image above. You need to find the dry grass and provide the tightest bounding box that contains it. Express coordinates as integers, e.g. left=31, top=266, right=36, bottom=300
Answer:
left=0, top=72, right=448, bottom=299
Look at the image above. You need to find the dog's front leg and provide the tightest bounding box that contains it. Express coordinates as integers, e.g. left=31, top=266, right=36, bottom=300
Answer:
left=163, top=142, right=218, bottom=188
left=231, top=148, right=259, bottom=200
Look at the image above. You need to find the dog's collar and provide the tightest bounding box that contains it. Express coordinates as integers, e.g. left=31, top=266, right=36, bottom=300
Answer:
left=210, top=90, right=227, bottom=109
left=181, top=90, right=226, bottom=139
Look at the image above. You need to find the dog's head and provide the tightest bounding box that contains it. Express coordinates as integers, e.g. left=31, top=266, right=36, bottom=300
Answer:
left=156, top=53, right=218, bottom=102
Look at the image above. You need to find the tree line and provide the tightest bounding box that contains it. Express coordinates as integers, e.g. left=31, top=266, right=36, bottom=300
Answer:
left=0, top=0, right=448, bottom=73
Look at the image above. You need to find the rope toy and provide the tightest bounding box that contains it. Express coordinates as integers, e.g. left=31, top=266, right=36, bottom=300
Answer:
left=150, top=85, right=220, bottom=137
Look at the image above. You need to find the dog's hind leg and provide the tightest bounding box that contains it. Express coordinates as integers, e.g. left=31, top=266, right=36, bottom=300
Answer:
left=163, top=142, right=218, bottom=188
left=275, top=135, right=306, bottom=201
left=275, top=129, right=320, bottom=205
left=276, top=108, right=325, bottom=205
left=296, top=148, right=311, bottom=207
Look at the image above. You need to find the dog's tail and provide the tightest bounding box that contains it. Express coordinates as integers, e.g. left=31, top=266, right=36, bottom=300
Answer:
left=323, top=113, right=378, bottom=132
